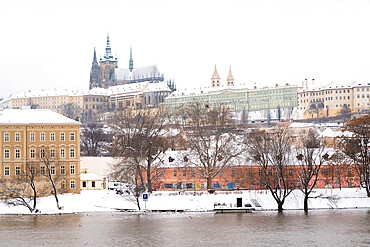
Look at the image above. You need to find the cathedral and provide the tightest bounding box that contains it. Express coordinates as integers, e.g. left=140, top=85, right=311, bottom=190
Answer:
left=89, top=34, right=176, bottom=91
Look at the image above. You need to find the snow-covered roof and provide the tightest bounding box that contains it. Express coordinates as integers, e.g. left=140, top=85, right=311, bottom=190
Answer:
left=168, top=84, right=248, bottom=98
left=108, top=82, right=148, bottom=96
left=145, top=81, right=172, bottom=93
left=80, top=172, right=103, bottom=181
left=115, top=65, right=162, bottom=81
left=0, top=109, right=80, bottom=124
left=0, top=88, right=109, bottom=104
left=300, top=80, right=370, bottom=93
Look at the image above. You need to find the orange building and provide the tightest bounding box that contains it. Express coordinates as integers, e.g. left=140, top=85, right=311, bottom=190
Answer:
left=151, top=163, right=360, bottom=191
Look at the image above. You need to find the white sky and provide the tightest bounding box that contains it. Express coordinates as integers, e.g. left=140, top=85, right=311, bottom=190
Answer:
left=0, top=0, right=370, bottom=98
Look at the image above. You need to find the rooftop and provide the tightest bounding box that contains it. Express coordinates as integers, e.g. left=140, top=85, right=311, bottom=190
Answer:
left=0, top=109, right=80, bottom=125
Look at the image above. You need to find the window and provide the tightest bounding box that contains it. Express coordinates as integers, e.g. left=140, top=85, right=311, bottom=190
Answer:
left=15, top=167, right=20, bottom=175
left=4, top=167, right=10, bottom=176
left=30, top=149, right=35, bottom=158
left=92, top=181, right=96, bottom=188
left=70, top=133, right=75, bottom=141
left=161, top=171, right=164, bottom=177
left=40, top=149, right=45, bottom=158
left=60, top=133, right=65, bottom=141
left=348, top=168, right=352, bottom=176
left=82, top=181, right=87, bottom=188
left=40, top=166, right=45, bottom=175
left=30, top=133, right=35, bottom=142
left=70, top=148, right=75, bottom=158
left=61, top=166, right=65, bottom=174
left=50, top=149, right=56, bottom=158
left=4, top=149, right=10, bottom=159
left=30, top=166, right=36, bottom=175
left=231, top=169, right=235, bottom=177
left=173, top=170, right=177, bottom=177
left=268, top=169, right=273, bottom=176
left=324, top=168, right=329, bottom=176
left=15, top=149, right=20, bottom=159
left=51, top=166, right=55, bottom=175
left=248, top=169, right=253, bottom=177
left=335, top=168, right=339, bottom=176
left=40, top=133, right=45, bottom=142
left=259, top=169, right=263, bottom=176
left=70, top=165, right=75, bottom=174
left=15, top=133, right=20, bottom=142
left=289, top=168, right=293, bottom=176
left=183, top=170, right=186, bottom=177
left=70, top=180, right=75, bottom=189
left=192, top=170, right=195, bottom=178
left=60, top=149, right=65, bottom=158
left=50, top=133, right=55, bottom=142
left=4, top=133, right=9, bottom=142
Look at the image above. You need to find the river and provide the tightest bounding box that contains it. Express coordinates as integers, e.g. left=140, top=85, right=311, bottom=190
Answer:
left=0, top=210, right=369, bottom=246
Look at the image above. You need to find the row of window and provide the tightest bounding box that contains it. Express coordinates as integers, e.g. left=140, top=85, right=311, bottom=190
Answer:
left=3, top=132, right=75, bottom=142
left=3, top=148, right=76, bottom=159
left=168, top=167, right=354, bottom=178
left=3, top=165, right=75, bottom=176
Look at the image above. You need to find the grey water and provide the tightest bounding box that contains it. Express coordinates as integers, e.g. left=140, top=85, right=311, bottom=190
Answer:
left=0, top=210, right=369, bottom=246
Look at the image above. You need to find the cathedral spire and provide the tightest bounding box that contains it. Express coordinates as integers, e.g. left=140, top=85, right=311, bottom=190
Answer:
left=105, top=33, right=111, bottom=57
left=211, top=65, right=220, bottom=87
left=129, top=46, right=134, bottom=72
left=93, top=47, right=97, bottom=63
left=227, top=66, right=234, bottom=86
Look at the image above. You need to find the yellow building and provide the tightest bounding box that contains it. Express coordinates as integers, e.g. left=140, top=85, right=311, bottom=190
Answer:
left=298, top=79, right=370, bottom=118
left=0, top=108, right=81, bottom=194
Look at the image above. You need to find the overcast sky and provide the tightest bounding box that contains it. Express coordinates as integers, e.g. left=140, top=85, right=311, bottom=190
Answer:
left=0, top=0, right=370, bottom=98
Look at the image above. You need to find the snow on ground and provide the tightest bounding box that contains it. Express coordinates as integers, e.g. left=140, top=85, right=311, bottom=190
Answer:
left=0, top=188, right=369, bottom=215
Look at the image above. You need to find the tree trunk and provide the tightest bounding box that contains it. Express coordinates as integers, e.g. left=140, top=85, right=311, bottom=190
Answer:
left=277, top=203, right=283, bottom=212
left=136, top=197, right=141, bottom=210
left=207, top=177, right=212, bottom=190
left=304, top=195, right=309, bottom=212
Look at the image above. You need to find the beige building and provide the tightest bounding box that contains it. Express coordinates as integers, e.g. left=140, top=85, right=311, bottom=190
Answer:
left=0, top=109, right=81, bottom=194
left=298, top=79, right=370, bottom=118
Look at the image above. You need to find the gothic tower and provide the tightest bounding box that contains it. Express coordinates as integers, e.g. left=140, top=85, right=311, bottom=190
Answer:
left=211, top=65, right=220, bottom=87
left=129, top=46, right=134, bottom=72
left=227, top=66, right=234, bottom=86
left=99, top=33, right=118, bottom=88
left=89, top=47, right=100, bottom=89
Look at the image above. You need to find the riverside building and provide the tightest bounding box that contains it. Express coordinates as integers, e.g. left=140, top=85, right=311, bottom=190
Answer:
left=0, top=108, right=81, bottom=194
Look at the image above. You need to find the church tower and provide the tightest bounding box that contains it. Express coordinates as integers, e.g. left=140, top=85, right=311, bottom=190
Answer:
left=89, top=47, right=100, bottom=89
left=129, top=46, right=134, bottom=72
left=227, top=66, right=234, bottom=86
left=99, top=33, right=118, bottom=88
left=211, top=65, right=220, bottom=87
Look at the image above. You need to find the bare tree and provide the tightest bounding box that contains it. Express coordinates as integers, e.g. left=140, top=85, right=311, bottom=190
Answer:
left=109, top=108, right=171, bottom=193
left=181, top=102, right=247, bottom=190
left=295, top=129, right=329, bottom=212
left=81, top=122, right=108, bottom=156
left=37, top=148, right=66, bottom=210
left=248, top=128, right=295, bottom=212
left=61, top=102, right=81, bottom=121
left=337, top=113, right=370, bottom=197
left=0, top=164, right=39, bottom=212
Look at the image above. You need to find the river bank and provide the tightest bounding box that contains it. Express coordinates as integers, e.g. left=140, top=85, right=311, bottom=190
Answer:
left=0, top=188, right=369, bottom=214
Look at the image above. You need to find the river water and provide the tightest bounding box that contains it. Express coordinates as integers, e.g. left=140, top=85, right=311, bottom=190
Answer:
left=0, top=210, right=369, bottom=246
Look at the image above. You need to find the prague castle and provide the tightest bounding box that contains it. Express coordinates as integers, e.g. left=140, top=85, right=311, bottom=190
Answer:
left=89, top=34, right=176, bottom=91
